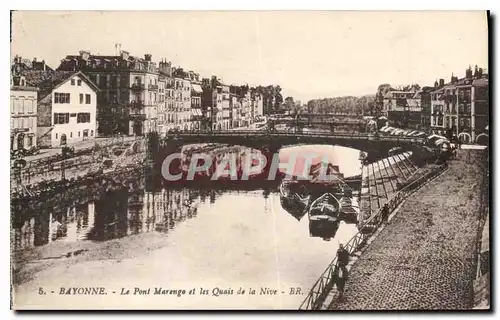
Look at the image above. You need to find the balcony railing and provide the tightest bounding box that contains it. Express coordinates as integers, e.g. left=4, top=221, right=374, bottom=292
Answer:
left=131, top=83, right=145, bottom=91
left=149, top=84, right=159, bottom=91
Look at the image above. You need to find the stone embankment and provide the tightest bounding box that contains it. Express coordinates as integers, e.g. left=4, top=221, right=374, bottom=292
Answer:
left=330, top=150, right=489, bottom=310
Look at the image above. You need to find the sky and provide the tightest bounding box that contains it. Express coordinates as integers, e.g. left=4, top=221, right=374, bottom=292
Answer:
left=11, top=11, right=488, bottom=102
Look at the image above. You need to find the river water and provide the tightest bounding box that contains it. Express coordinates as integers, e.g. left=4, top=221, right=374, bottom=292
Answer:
left=13, top=144, right=364, bottom=309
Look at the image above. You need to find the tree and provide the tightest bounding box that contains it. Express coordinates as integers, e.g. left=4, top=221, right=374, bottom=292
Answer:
left=284, top=96, right=295, bottom=110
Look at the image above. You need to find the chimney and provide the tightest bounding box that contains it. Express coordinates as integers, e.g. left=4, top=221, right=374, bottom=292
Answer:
left=159, top=60, right=172, bottom=76
left=434, top=80, right=439, bottom=88
left=439, top=79, right=445, bottom=87
left=450, top=73, right=458, bottom=84
left=144, top=54, right=152, bottom=61
left=79, top=50, right=90, bottom=60
left=120, top=50, right=129, bottom=60
left=465, top=66, right=473, bottom=79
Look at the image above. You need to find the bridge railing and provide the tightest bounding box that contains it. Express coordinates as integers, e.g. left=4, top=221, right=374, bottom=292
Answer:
left=167, top=130, right=426, bottom=144
left=298, top=163, right=449, bottom=310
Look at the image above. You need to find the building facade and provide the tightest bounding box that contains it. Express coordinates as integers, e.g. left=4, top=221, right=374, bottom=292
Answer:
left=382, top=88, right=421, bottom=129
left=10, top=75, right=38, bottom=151
left=419, top=86, right=434, bottom=133
left=189, top=71, right=203, bottom=131
left=58, top=50, right=160, bottom=136
left=24, top=71, right=99, bottom=148
left=430, top=66, right=489, bottom=143
left=221, top=84, right=231, bottom=130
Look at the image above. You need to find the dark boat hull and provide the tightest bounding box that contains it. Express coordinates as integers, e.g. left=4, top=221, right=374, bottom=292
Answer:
left=309, top=219, right=340, bottom=239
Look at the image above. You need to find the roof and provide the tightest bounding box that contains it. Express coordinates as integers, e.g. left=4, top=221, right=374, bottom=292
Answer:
left=406, top=99, right=420, bottom=108
left=473, top=78, right=488, bottom=86
left=430, top=87, right=445, bottom=94
left=21, top=70, right=99, bottom=101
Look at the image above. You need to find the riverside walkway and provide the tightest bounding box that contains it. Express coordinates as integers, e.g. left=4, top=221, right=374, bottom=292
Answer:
left=330, top=150, right=488, bottom=310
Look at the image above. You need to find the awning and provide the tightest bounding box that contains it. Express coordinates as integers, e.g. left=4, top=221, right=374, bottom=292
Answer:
left=191, top=109, right=203, bottom=116
left=191, top=84, right=203, bottom=94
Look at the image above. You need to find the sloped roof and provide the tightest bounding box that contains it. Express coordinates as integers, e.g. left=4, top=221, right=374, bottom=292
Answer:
left=21, top=70, right=99, bottom=101
left=406, top=99, right=420, bottom=108
left=473, top=78, right=488, bottom=86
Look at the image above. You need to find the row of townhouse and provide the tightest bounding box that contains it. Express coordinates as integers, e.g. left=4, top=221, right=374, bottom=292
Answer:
left=57, top=50, right=265, bottom=135
left=10, top=50, right=267, bottom=150
left=380, top=65, right=489, bottom=143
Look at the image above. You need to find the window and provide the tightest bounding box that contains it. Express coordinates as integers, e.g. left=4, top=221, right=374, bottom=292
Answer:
left=80, top=93, right=84, bottom=104
left=10, top=99, right=14, bottom=114
left=91, top=130, right=94, bottom=136
left=77, top=79, right=82, bottom=86
left=28, top=100, right=34, bottom=113
left=56, top=133, right=58, bottom=139
left=27, top=136, right=33, bottom=147
left=78, top=131, right=81, bottom=137
left=54, top=113, right=70, bottom=124
left=71, top=79, right=75, bottom=85
left=85, top=94, right=91, bottom=104
left=77, top=113, right=91, bottom=123
left=19, top=101, right=24, bottom=114
left=54, top=93, right=70, bottom=104
left=70, top=132, right=73, bottom=138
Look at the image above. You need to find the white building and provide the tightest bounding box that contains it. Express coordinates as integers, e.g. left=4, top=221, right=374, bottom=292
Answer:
left=26, top=71, right=99, bottom=148
left=10, top=75, right=38, bottom=151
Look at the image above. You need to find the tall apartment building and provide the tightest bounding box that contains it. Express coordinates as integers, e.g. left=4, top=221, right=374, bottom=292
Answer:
left=172, top=68, right=192, bottom=130
left=431, top=66, right=489, bottom=143
left=157, top=75, right=167, bottom=134
left=158, top=60, right=177, bottom=133
left=221, top=84, right=231, bottom=130
left=58, top=50, right=160, bottom=136
left=10, top=74, right=38, bottom=151
left=189, top=71, right=203, bottom=131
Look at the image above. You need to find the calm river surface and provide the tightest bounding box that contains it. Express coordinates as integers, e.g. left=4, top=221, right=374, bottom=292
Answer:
left=13, top=145, right=363, bottom=309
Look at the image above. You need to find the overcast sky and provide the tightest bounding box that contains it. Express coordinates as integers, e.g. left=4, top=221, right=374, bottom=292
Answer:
left=11, top=11, right=488, bottom=102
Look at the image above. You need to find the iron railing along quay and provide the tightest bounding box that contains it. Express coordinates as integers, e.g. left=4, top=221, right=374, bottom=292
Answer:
left=298, top=163, right=449, bottom=310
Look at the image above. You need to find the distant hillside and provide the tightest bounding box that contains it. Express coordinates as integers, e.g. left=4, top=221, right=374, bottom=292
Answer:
left=306, top=95, right=376, bottom=115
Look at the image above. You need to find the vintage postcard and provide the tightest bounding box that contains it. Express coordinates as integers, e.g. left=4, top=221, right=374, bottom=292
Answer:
left=10, top=11, right=490, bottom=310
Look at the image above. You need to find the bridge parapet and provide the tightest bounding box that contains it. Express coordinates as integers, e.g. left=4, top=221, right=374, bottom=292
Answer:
left=165, top=130, right=425, bottom=145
